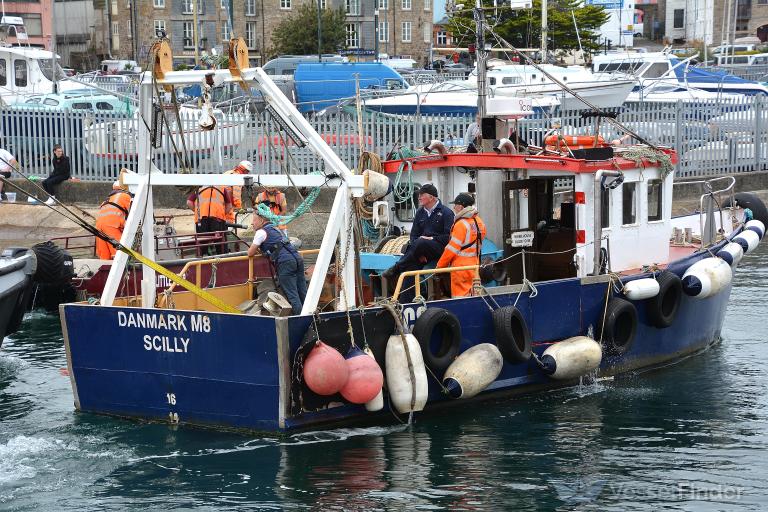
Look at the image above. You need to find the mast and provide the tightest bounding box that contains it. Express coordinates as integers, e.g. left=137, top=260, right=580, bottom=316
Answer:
left=474, top=0, right=487, bottom=118
left=540, top=0, right=547, bottom=62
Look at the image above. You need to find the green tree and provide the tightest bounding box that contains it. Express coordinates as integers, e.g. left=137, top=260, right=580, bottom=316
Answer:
left=271, top=5, right=347, bottom=56
left=447, top=0, right=609, bottom=54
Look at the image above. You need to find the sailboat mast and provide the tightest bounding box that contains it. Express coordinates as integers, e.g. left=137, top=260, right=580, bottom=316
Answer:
left=541, top=0, right=547, bottom=62
left=475, top=0, right=487, bottom=118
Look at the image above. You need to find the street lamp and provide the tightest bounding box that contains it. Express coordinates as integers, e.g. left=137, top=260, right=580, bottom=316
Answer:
left=374, top=9, right=379, bottom=62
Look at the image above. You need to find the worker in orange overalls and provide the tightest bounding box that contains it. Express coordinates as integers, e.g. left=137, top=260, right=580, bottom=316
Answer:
left=436, top=192, right=487, bottom=297
left=256, top=186, right=288, bottom=234
left=95, top=181, right=133, bottom=260
left=186, top=180, right=233, bottom=255
left=224, top=160, right=253, bottom=224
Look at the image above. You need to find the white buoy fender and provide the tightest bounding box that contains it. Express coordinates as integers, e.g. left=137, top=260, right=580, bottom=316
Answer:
left=442, top=343, right=503, bottom=399
left=733, top=230, right=760, bottom=255
left=716, top=242, right=744, bottom=268
left=682, top=257, right=732, bottom=299
left=385, top=334, right=428, bottom=414
left=745, top=219, right=765, bottom=239
left=540, top=336, right=602, bottom=380
left=623, top=278, right=660, bottom=301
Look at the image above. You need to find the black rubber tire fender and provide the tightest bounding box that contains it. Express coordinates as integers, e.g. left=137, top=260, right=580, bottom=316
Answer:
left=492, top=306, right=532, bottom=364
left=723, top=192, right=768, bottom=226
left=412, top=308, right=462, bottom=372
left=599, top=297, right=638, bottom=356
left=647, top=272, right=682, bottom=329
left=31, top=241, right=74, bottom=285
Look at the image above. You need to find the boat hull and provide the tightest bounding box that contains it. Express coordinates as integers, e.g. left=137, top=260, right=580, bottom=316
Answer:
left=60, top=241, right=734, bottom=433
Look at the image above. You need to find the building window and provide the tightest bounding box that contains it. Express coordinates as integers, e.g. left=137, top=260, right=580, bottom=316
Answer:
left=647, top=179, right=663, bottom=221
left=320, top=0, right=326, bottom=7
left=424, top=0, right=431, bottom=10
left=280, top=0, right=291, bottom=9
left=401, top=0, right=411, bottom=9
left=378, top=21, right=388, bottom=42
left=182, top=0, right=203, bottom=14
left=14, top=59, right=27, bottom=87
left=346, top=0, right=360, bottom=15
left=154, top=19, right=166, bottom=37
left=153, top=0, right=164, bottom=7
left=622, top=182, right=638, bottom=225
left=112, top=21, right=119, bottom=37
left=401, top=21, right=411, bottom=42
left=423, top=22, right=430, bottom=43
left=378, top=0, right=388, bottom=8
left=346, top=23, right=359, bottom=48
left=436, top=30, right=447, bottom=45
left=246, top=0, right=256, bottom=15
left=673, top=9, right=684, bottom=29
left=222, top=22, right=230, bottom=41
left=126, top=20, right=132, bottom=39
left=246, top=22, right=257, bottom=49
left=183, top=21, right=194, bottom=48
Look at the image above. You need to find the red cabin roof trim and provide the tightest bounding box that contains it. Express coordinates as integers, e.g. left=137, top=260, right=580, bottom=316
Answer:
left=381, top=149, right=678, bottom=174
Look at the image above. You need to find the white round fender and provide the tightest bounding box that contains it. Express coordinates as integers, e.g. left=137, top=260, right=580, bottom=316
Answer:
left=442, top=343, right=504, bottom=399
left=745, top=219, right=765, bottom=239
left=733, top=230, right=760, bottom=255
left=385, top=334, right=428, bottom=414
left=716, top=242, right=744, bottom=268
left=682, top=257, right=733, bottom=299
left=623, top=278, right=660, bottom=301
left=540, top=336, right=602, bottom=380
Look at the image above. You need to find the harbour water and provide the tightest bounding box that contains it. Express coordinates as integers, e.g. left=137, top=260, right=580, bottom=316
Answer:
left=0, top=245, right=766, bottom=510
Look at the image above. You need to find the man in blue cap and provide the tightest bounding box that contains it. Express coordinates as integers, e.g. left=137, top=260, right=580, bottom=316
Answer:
left=382, top=183, right=454, bottom=301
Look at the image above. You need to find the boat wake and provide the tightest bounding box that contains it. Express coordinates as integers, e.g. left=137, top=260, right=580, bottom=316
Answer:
left=285, top=424, right=410, bottom=446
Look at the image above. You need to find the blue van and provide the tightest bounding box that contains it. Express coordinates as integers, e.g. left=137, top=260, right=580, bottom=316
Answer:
left=293, top=62, right=407, bottom=113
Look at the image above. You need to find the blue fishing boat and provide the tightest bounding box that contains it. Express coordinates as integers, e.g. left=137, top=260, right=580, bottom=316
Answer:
left=57, top=38, right=768, bottom=434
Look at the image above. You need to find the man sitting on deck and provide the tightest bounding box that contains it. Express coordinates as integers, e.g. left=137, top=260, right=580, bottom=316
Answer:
left=382, top=183, right=454, bottom=302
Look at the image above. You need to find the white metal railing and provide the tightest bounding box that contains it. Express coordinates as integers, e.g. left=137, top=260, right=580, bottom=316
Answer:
left=1, top=95, right=767, bottom=181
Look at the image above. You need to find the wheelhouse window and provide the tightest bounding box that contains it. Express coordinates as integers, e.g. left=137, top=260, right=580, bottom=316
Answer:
left=647, top=179, right=663, bottom=221
left=601, top=186, right=611, bottom=228
left=622, top=182, right=638, bottom=225
left=14, top=60, right=27, bottom=87
left=395, top=183, right=420, bottom=221
left=0, top=59, right=7, bottom=86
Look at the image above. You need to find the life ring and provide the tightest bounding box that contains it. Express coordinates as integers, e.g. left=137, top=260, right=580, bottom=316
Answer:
left=599, top=297, right=637, bottom=355
left=492, top=306, right=532, bottom=363
left=412, top=308, right=462, bottom=372
left=722, top=192, right=768, bottom=226
left=646, top=271, right=682, bottom=329
left=544, top=134, right=607, bottom=151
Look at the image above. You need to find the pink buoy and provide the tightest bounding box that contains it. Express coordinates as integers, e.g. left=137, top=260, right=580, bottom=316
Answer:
left=303, top=341, right=349, bottom=395
left=340, top=347, right=384, bottom=404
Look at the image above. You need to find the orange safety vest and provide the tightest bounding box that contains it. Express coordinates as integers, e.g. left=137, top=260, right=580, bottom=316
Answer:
left=95, top=190, right=133, bottom=229
left=256, top=190, right=287, bottom=230
left=437, top=213, right=487, bottom=297
left=224, top=169, right=243, bottom=224
left=195, top=186, right=228, bottom=222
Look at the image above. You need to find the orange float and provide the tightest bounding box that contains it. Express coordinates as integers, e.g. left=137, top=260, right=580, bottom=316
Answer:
left=544, top=134, right=607, bottom=151
left=303, top=341, right=349, bottom=395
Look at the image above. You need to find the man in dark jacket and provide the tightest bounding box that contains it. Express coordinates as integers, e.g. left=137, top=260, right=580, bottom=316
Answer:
left=41, top=145, right=70, bottom=205
left=382, top=183, right=454, bottom=301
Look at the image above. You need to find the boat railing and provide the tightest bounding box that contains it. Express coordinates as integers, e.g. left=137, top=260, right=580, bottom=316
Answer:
left=674, top=176, right=737, bottom=246
left=390, top=265, right=479, bottom=302
left=156, top=249, right=321, bottom=309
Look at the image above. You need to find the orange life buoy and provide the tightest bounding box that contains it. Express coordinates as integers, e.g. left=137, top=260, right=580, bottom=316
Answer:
left=544, top=134, right=607, bottom=151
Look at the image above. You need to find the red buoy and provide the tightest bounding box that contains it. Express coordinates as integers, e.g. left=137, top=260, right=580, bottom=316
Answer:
left=303, top=341, right=349, bottom=395
left=340, top=347, right=384, bottom=404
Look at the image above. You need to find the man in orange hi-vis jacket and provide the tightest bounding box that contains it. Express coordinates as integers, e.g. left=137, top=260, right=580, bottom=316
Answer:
left=436, top=193, right=486, bottom=297
left=224, top=160, right=252, bottom=224
left=95, top=181, right=133, bottom=260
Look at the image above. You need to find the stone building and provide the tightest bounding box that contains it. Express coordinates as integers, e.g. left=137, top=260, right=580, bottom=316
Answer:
left=107, top=0, right=432, bottom=66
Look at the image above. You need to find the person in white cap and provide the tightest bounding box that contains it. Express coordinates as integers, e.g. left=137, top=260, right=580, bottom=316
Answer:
left=95, top=181, right=133, bottom=259
left=224, top=160, right=253, bottom=224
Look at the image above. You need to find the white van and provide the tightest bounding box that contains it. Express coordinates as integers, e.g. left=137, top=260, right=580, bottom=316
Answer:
left=711, top=44, right=759, bottom=55
left=715, top=53, right=768, bottom=66
left=99, top=59, right=142, bottom=74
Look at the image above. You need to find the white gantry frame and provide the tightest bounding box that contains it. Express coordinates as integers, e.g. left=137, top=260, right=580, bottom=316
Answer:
left=100, top=67, right=365, bottom=316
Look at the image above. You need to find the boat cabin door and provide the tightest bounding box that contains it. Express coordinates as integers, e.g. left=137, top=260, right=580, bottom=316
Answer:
left=502, top=177, right=577, bottom=284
